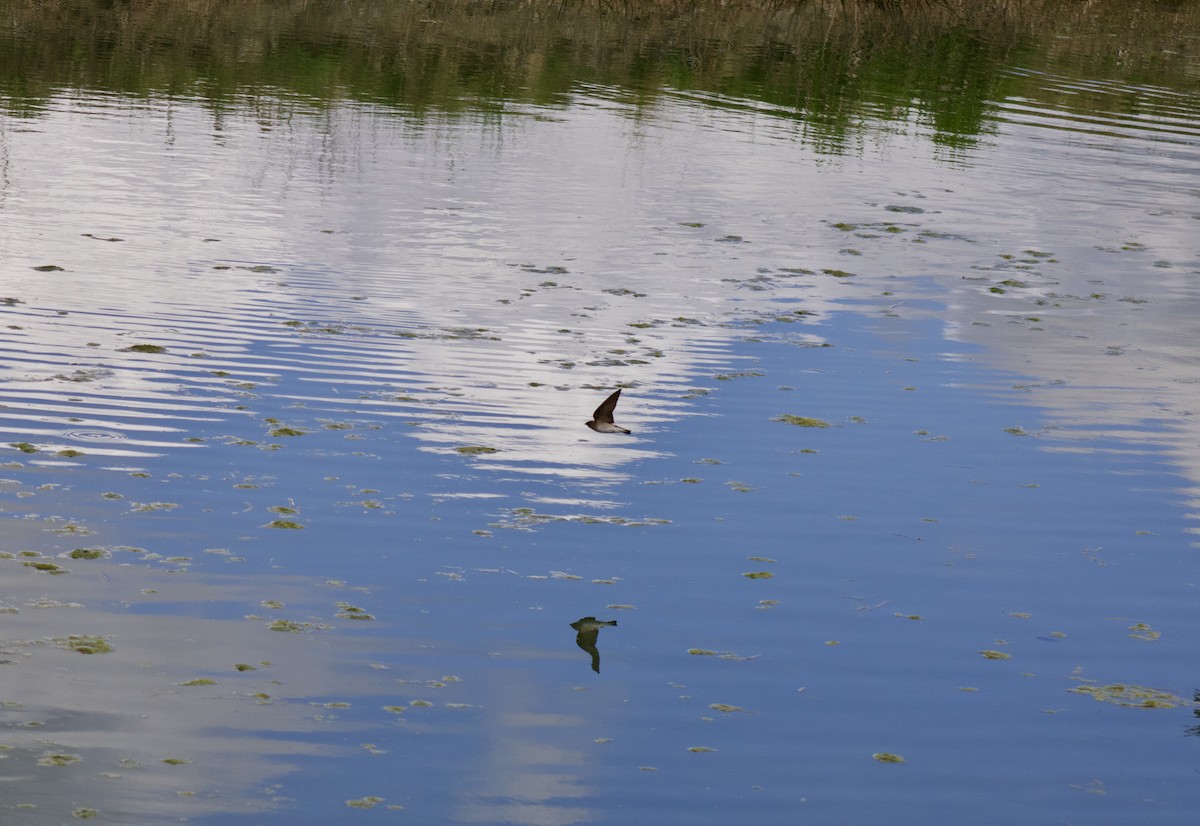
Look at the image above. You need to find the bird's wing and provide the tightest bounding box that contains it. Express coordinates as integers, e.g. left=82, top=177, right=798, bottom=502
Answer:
left=592, top=389, right=622, bottom=423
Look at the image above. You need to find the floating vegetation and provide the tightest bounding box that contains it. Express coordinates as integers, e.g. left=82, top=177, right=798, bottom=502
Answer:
left=713, top=370, right=765, bottom=381
left=269, top=427, right=307, bottom=437
left=72, top=808, right=100, bottom=819
left=979, top=650, right=1011, bottom=660
left=773, top=415, right=830, bottom=427
left=53, top=522, right=95, bottom=535
left=234, top=663, right=257, bottom=672
left=54, top=635, right=112, bottom=654
left=32, top=264, right=65, bottom=272
left=57, top=449, right=85, bottom=458
left=37, top=752, right=82, bottom=766
left=687, top=649, right=758, bottom=661
left=709, top=703, right=747, bottom=713
left=493, top=508, right=669, bottom=530
left=1069, top=683, right=1184, bottom=709
left=725, top=481, right=754, bottom=493
left=178, top=678, right=217, bottom=686
left=873, top=752, right=906, bottom=763
left=268, top=619, right=308, bottom=632
left=120, top=344, right=167, bottom=353
left=162, top=758, right=190, bottom=766
left=9, top=442, right=38, bottom=454
left=687, top=746, right=718, bottom=752
left=743, top=571, right=774, bottom=580
left=346, top=797, right=386, bottom=809
left=454, top=446, right=499, bottom=455
left=23, top=560, right=67, bottom=574
left=265, top=520, right=305, bottom=529
left=1128, top=622, right=1161, bottom=641
left=131, top=501, right=179, bottom=512
left=336, top=602, right=375, bottom=620
left=67, top=548, right=106, bottom=560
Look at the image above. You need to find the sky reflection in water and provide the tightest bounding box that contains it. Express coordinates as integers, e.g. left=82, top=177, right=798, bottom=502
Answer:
left=0, top=23, right=1199, bottom=826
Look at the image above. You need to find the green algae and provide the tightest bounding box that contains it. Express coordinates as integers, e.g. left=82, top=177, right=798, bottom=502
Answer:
left=873, top=752, right=905, bottom=763
left=269, top=427, right=307, bottom=437
left=72, top=808, right=100, bottom=819
left=454, top=446, right=499, bottom=455
left=162, top=758, right=190, bottom=765
left=55, top=635, right=113, bottom=654
left=67, top=548, right=106, bottom=559
left=9, top=442, right=38, bottom=454
left=1069, top=683, right=1183, bottom=708
left=1128, top=622, right=1161, bottom=641
left=120, top=344, right=167, bottom=353
left=265, top=520, right=305, bottom=529
left=773, top=415, right=830, bottom=427
left=346, top=797, right=385, bottom=809
left=979, top=650, right=1011, bottom=660
left=56, top=449, right=85, bottom=458
left=268, top=619, right=309, bottom=632
left=743, top=571, right=774, bottom=580
left=131, top=501, right=179, bottom=512
left=23, top=561, right=67, bottom=574
left=336, top=602, right=375, bottom=620
left=494, top=508, right=670, bottom=530
left=178, top=678, right=217, bottom=686
left=37, top=752, right=82, bottom=766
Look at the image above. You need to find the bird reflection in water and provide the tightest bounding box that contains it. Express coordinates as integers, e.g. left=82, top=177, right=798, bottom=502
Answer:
left=570, top=616, right=618, bottom=673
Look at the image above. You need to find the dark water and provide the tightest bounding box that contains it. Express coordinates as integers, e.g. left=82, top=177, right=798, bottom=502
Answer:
left=1, top=1, right=1199, bottom=823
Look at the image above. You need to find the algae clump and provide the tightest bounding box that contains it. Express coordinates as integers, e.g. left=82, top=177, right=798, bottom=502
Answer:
left=773, top=415, right=830, bottom=427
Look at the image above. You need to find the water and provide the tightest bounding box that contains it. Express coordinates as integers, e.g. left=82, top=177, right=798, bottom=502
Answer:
left=1, top=1, right=1199, bottom=823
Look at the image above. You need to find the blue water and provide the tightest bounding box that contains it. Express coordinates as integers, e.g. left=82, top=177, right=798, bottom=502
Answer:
left=1, top=9, right=1199, bottom=823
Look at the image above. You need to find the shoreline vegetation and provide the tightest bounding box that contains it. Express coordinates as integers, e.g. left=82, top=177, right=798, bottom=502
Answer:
left=1, top=0, right=1197, bottom=144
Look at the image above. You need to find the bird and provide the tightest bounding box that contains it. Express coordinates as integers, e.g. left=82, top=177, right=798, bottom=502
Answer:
left=570, top=616, right=618, bottom=673
left=586, top=389, right=631, bottom=434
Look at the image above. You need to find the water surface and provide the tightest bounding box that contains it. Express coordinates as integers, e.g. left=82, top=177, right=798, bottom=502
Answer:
left=1, top=1, right=1199, bottom=823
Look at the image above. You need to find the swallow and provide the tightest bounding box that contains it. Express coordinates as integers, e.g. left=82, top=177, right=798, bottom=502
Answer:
left=586, top=389, right=631, bottom=434
left=571, top=616, right=618, bottom=673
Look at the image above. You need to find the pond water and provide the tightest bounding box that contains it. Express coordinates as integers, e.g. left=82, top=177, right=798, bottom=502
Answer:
left=1, top=1, right=1199, bottom=823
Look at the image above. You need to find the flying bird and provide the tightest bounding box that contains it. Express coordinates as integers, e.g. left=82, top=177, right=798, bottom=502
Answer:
left=570, top=616, right=618, bottom=673
left=586, top=389, right=631, bottom=434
